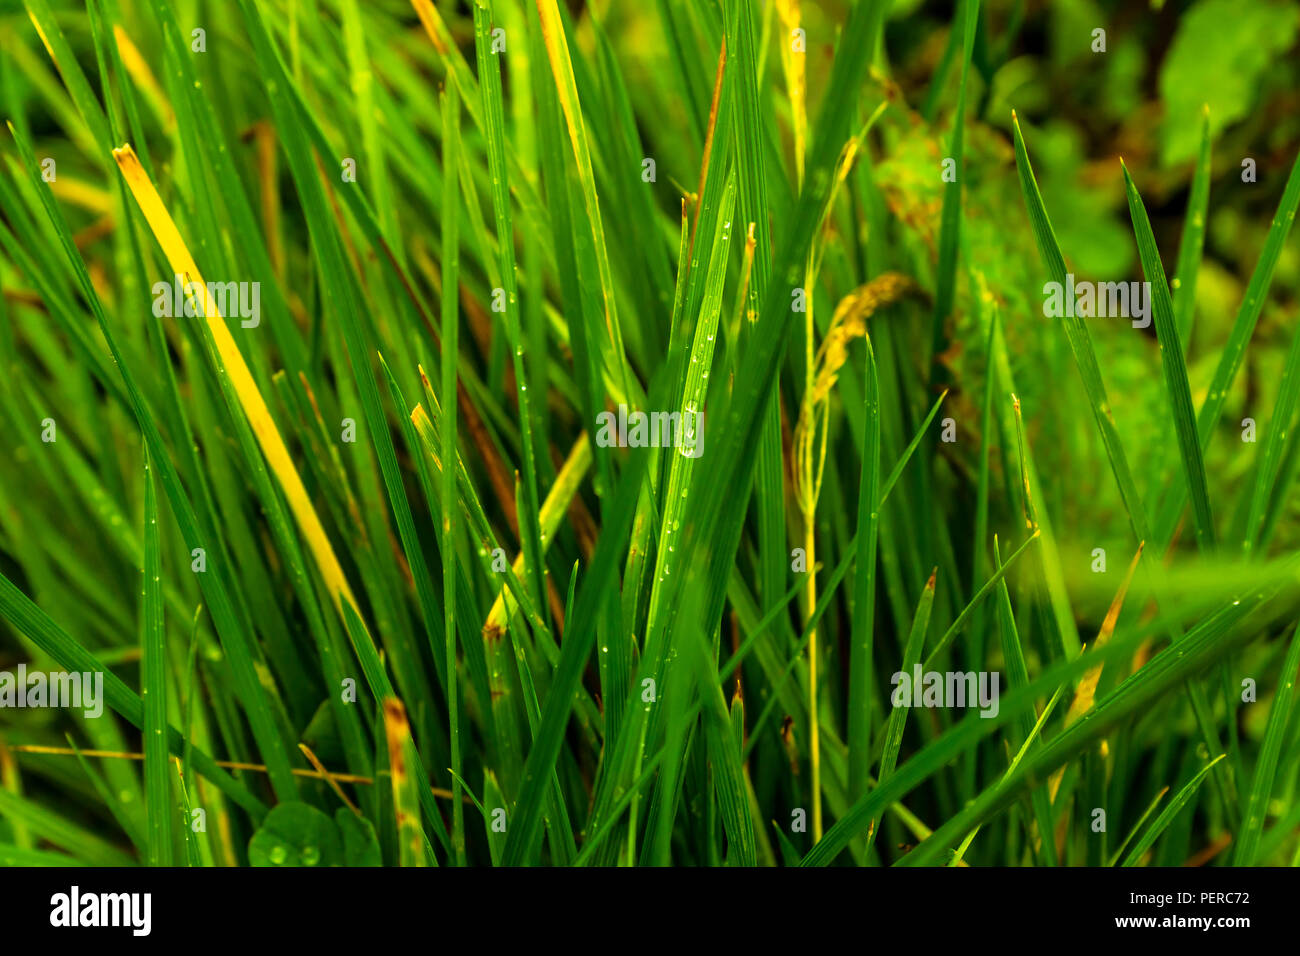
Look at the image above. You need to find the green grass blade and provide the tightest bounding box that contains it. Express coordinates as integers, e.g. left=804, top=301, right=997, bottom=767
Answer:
left=1234, top=622, right=1300, bottom=864
left=1243, top=329, right=1300, bottom=555
left=1123, top=754, right=1226, bottom=867
left=847, top=332, right=881, bottom=798
left=1121, top=159, right=1216, bottom=552
left=1012, top=114, right=1150, bottom=545
left=864, top=569, right=936, bottom=857
left=1155, top=144, right=1300, bottom=549
left=141, top=450, right=173, bottom=866
left=441, top=79, right=467, bottom=867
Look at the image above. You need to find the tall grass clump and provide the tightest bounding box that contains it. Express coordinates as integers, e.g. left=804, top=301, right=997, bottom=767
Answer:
left=1, top=0, right=1299, bottom=867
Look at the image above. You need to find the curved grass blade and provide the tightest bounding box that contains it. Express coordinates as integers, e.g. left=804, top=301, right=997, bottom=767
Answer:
left=1012, top=114, right=1148, bottom=545
left=1123, top=754, right=1226, bottom=867
left=1121, top=160, right=1215, bottom=553
left=952, top=679, right=1068, bottom=866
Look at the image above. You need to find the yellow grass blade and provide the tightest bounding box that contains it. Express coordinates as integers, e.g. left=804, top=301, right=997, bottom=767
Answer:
left=1048, top=541, right=1144, bottom=801
left=775, top=0, right=807, bottom=185
left=112, top=144, right=360, bottom=619
left=410, top=0, right=476, bottom=119
left=383, top=698, right=430, bottom=866
left=112, top=25, right=175, bottom=129
left=483, top=432, right=592, bottom=635
left=1066, top=541, right=1145, bottom=725
left=49, top=176, right=112, bottom=215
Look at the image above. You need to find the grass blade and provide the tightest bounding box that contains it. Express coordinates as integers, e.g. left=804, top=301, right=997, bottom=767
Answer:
left=1234, top=622, right=1300, bottom=864
left=1121, top=159, right=1216, bottom=552
left=141, top=450, right=172, bottom=866
left=1123, top=754, right=1226, bottom=867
